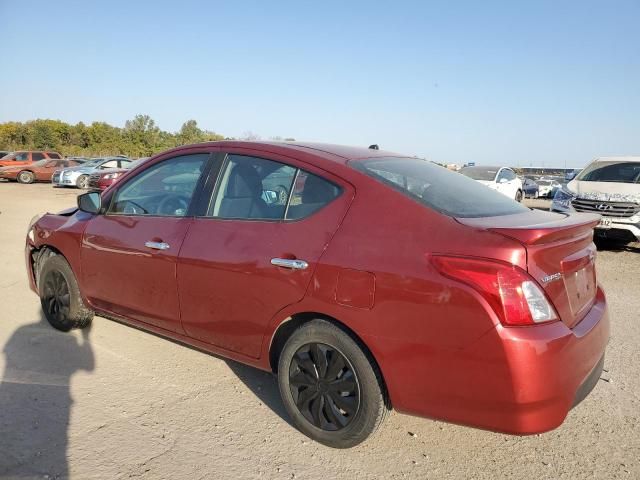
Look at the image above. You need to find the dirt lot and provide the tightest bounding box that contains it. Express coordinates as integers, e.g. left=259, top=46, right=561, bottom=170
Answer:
left=1, top=184, right=639, bottom=479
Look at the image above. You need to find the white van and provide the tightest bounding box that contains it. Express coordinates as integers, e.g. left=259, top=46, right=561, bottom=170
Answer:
left=552, top=157, right=640, bottom=244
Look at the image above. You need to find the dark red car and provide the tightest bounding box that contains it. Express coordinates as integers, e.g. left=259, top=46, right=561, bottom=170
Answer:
left=25, top=142, right=609, bottom=448
left=87, top=158, right=149, bottom=191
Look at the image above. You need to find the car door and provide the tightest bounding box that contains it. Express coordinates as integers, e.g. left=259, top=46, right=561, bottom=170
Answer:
left=177, top=150, right=354, bottom=358
left=81, top=152, right=211, bottom=333
left=495, top=168, right=515, bottom=198
left=33, top=160, right=55, bottom=181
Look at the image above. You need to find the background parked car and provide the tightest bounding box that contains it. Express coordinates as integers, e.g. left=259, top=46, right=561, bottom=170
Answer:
left=459, top=165, right=524, bottom=201
left=537, top=178, right=562, bottom=197
left=0, top=159, right=81, bottom=183
left=521, top=177, right=539, bottom=198
left=0, top=150, right=62, bottom=168
left=53, top=156, right=131, bottom=188
left=552, top=156, right=640, bottom=245
left=88, top=157, right=148, bottom=191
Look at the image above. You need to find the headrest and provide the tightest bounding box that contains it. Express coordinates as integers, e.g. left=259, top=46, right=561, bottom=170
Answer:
left=226, top=164, right=262, bottom=198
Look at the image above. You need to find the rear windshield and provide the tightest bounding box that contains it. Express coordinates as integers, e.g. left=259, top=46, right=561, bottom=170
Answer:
left=353, top=157, right=529, bottom=218
left=577, top=161, right=640, bottom=183
left=459, top=166, right=498, bottom=181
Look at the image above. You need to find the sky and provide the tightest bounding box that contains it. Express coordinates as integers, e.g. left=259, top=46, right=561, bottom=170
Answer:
left=0, top=0, right=638, bottom=167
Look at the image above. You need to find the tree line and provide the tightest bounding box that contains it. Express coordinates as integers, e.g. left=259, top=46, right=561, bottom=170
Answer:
left=0, top=115, right=294, bottom=158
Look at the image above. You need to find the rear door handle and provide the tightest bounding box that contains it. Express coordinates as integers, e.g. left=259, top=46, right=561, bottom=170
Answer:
left=271, top=258, right=309, bottom=270
left=145, top=241, right=170, bottom=250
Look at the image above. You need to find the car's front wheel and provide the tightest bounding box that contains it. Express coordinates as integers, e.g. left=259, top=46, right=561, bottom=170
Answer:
left=39, top=254, right=93, bottom=331
left=17, top=170, right=35, bottom=184
left=277, top=319, right=388, bottom=448
left=76, top=175, right=89, bottom=189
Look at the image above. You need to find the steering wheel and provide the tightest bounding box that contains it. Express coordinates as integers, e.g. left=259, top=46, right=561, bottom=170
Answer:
left=157, top=194, right=189, bottom=216
left=123, top=201, right=148, bottom=215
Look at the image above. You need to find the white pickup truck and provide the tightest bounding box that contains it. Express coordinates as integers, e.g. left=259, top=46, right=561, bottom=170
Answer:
left=552, top=157, right=640, bottom=245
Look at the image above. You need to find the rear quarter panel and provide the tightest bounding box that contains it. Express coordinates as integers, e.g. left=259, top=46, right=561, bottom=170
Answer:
left=260, top=173, right=529, bottom=411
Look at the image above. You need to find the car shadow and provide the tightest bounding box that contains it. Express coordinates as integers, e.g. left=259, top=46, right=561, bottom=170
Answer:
left=223, top=359, right=293, bottom=427
left=595, top=239, right=640, bottom=253
left=101, top=314, right=294, bottom=428
left=0, top=313, right=95, bottom=478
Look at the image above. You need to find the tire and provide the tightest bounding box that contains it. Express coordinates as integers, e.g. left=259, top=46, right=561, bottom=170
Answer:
left=39, top=254, right=93, bottom=331
left=515, top=190, right=523, bottom=202
left=277, top=319, right=388, bottom=448
left=17, top=170, right=35, bottom=184
left=76, top=175, right=89, bottom=189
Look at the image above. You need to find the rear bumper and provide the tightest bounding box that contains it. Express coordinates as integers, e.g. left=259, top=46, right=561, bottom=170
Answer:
left=381, top=287, right=609, bottom=434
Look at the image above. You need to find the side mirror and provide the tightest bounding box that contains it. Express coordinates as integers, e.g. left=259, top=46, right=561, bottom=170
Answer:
left=77, top=192, right=101, bottom=214
left=499, top=177, right=508, bottom=184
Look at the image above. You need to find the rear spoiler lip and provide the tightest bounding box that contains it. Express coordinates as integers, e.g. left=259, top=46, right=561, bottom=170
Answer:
left=456, top=211, right=600, bottom=246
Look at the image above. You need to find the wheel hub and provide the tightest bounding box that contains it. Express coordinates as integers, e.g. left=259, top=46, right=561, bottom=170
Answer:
left=288, top=343, right=360, bottom=431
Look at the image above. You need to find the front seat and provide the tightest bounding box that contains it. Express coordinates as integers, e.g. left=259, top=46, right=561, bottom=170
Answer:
left=218, top=164, right=269, bottom=219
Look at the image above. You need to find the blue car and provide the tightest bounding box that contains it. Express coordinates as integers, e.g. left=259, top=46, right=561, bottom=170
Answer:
left=522, top=177, right=539, bottom=198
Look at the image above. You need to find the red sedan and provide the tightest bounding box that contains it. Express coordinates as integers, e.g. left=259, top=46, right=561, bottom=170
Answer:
left=25, top=142, right=609, bottom=448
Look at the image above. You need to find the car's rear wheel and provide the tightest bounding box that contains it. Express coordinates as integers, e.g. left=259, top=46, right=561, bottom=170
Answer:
left=277, top=319, right=388, bottom=448
left=17, top=170, right=35, bottom=184
left=76, top=175, right=89, bottom=189
left=39, top=254, right=93, bottom=331
left=515, top=189, right=523, bottom=202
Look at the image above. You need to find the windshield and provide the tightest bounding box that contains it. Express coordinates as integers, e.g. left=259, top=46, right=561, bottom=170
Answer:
left=577, top=161, right=640, bottom=183
left=459, top=166, right=498, bottom=181
left=353, top=158, right=529, bottom=218
left=80, top=159, right=103, bottom=168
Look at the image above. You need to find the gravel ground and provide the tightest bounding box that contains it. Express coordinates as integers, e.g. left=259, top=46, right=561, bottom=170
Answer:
left=0, top=184, right=638, bottom=479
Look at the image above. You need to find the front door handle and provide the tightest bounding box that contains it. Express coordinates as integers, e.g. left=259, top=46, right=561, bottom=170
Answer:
left=145, top=241, right=170, bottom=250
left=271, top=258, right=309, bottom=270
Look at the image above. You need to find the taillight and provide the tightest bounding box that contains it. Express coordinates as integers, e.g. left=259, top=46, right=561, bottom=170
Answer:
left=431, top=255, right=558, bottom=326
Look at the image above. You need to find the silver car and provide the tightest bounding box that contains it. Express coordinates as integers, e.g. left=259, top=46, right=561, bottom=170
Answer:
left=52, top=157, right=132, bottom=188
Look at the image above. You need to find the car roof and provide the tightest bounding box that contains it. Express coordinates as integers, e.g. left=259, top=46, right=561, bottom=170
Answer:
left=175, top=141, right=409, bottom=165
left=461, top=165, right=507, bottom=170
left=593, top=156, right=640, bottom=163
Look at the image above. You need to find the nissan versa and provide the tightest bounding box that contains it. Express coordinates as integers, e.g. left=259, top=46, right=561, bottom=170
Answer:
left=25, top=142, right=609, bottom=448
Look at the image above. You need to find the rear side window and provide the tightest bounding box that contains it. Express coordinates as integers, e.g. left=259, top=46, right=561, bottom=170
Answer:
left=353, top=157, right=529, bottom=218
left=285, top=171, right=342, bottom=220
left=47, top=152, right=62, bottom=159
left=32, top=152, right=46, bottom=161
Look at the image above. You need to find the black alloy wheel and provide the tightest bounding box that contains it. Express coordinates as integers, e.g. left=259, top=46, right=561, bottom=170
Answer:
left=42, top=270, right=71, bottom=324
left=289, top=343, right=360, bottom=431
left=38, top=253, right=93, bottom=331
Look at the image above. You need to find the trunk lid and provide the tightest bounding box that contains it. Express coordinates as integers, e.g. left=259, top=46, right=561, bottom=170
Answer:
left=457, top=210, right=600, bottom=328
